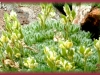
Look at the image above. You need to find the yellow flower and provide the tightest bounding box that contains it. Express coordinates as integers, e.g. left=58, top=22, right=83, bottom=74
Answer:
left=24, top=62, right=28, bottom=67
left=55, top=60, right=61, bottom=65
left=65, top=63, right=73, bottom=71
left=50, top=11, right=56, bottom=17
left=28, top=63, right=38, bottom=69
left=28, top=64, right=34, bottom=69
left=49, top=51, right=56, bottom=61
left=23, top=57, right=38, bottom=69
left=15, top=53, right=21, bottom=58
left=64, top=41, right=73, bottom=49
left=44, top=46, right=49, bottom=54
left=12, top=21, right=18, bottom=29
left=11, top=33, right=18, bottom=41
left=60, top=18, right=66, bottom=25
left=17, top=33, right=21, bottom=38
left=95, top=41, right=100, bottom=50
left=0, top=35, right=9, bottom=43
left=10, top=10, right=17, bottom=18
left=59, top=44, right=66, bottom=50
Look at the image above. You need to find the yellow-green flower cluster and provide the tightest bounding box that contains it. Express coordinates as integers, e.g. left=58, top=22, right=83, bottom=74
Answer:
left=44, top=46, right=75, bottom=71
left=60, top=4, right=76, bottom=25
left=94, top=38, right=100, bottom=51
left=59, top=40, right=73, bottom=49
left=79, top=45, right=93, bottom=58
left=56, top=58, right=74, bottom=71
left=0, top=34, right=9, bottom=43
left=44, top=46, right=57, bottom=61
left=23, top=57, right=38, bottom=69
left=38, top=3, right=55, bottom=26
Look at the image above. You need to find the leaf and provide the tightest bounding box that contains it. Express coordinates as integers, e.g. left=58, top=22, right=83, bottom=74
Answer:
left=38, top=14, right=44, bottom=26
left=60, top=14, right=66, bottom=21
left=68, top=49, right=74, bottom=57
left=19, top=29, right=24, bottom=39
left=6, top=45, right=13, bottom=57
left=46, top=59, right=54, bottom=69
left=71, top=10, right=76, bottom=21
left=85, top=48, right=91, bottom=54
left=4, top=12, right=10, bottom=22
left=63, top=4, right=71, bottom=16
left=41, top=3, right=46, bottom=9
left=61, top=48, right=67, bottom=57
left=5, top=22, right=12, bottom=32
left=13, top=47, right=20, bottom=54
left=85, top=48, right=92, bottom=57
left=79, top=45, right=85, bottom=55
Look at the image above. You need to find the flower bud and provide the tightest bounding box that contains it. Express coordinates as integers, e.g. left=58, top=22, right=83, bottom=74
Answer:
left=11, top=33, right=18, bottom=41
left=15, top=53, right=21, bottom=58
left=64, top=41, right=73, bottom=49
left=95, top=41, right=100, bottom=50
left=59, top=44, right=66, bottom=50
left=10, top=10, right=17, bottom=19
left=0, top=35, right=9, bottom=43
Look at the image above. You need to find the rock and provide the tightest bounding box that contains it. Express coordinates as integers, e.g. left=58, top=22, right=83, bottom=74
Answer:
left=81, top=7, right=100, bottom=40
left=72, top=4, right=92, bottom=25
left=0, top=9, right=7, bottom=30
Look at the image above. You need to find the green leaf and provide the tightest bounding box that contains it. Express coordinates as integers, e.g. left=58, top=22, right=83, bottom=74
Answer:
left=79, top=45, right=85, bottom=55
left=46, top=59, right=54, bottom=69
left=4, top=12, right=10, bottom=21
left=63, top=4, right=71, bottom=16
left=68, top=49, right=74, bottom=57
left=6, top=45, right=13, bottom=57
left=85, top=48, right=91, bottom=55
left=60, top=14, right=67, bottom=21
left=71, top=10, right=76, bottom=20
left=38, top=14, right=44, bottom=26
left=2, top=31, right=7, bottom=37
left=19, top=29, right=24, bottom=39
left=61, top=48, right=67, bottom=56
left=13, top=47, right=20, bottom=53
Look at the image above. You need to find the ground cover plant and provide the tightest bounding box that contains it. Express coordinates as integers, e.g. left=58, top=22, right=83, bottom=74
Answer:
left=0, top=3, right=100, bottom=72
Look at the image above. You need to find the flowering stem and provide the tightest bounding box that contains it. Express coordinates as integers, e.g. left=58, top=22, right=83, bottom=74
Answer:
left=64, top=25, right=68, bottom=40
left=84, top=57, right=87, bottom=72
left=97, top=50, right=100, bottom=64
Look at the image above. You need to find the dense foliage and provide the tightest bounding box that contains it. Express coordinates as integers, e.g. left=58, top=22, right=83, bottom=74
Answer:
left=0, top=3, right=100, bottom=72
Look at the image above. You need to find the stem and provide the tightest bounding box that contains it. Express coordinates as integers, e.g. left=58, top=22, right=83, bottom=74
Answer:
left=84, top=57, right=87, bottom=72
left=65, top=24, right=69, bottom=40
left=64, top=25, right=67, bottom=40
left=97, top=50, right=100, bottom=64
